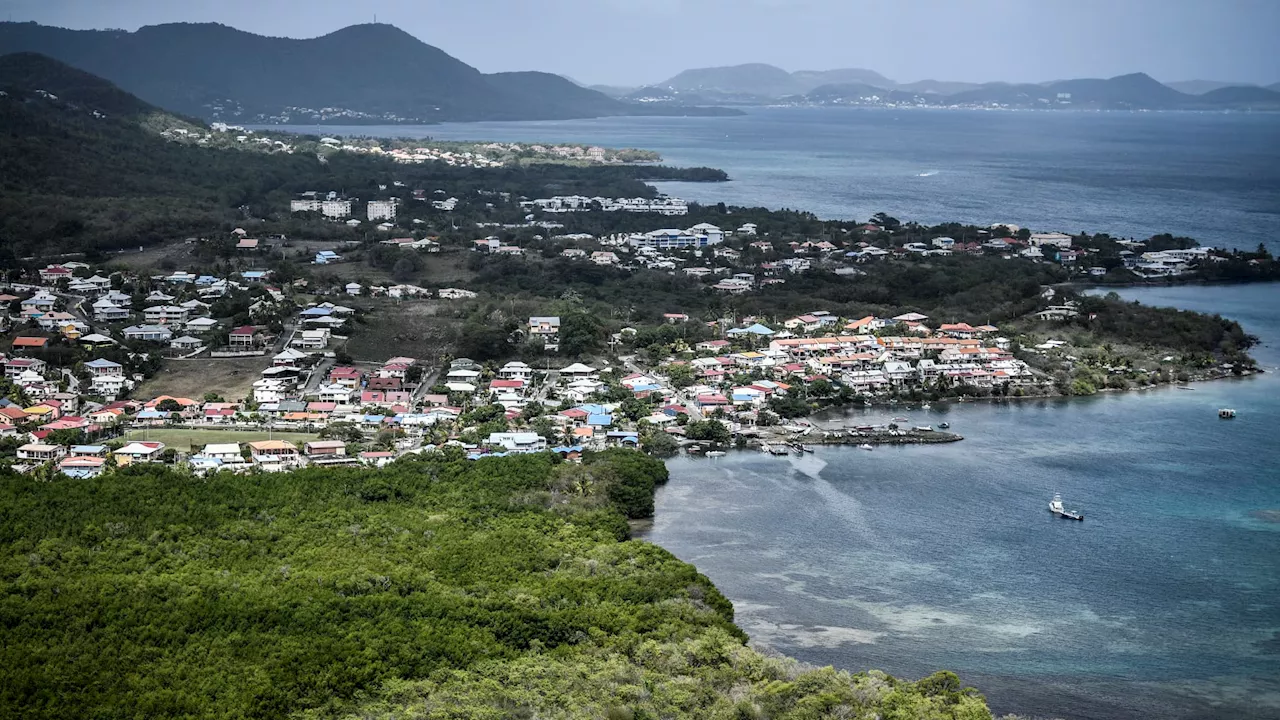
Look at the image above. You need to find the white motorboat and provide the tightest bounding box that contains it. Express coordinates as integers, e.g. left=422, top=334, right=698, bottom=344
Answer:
left=1049, top=493, right=1084, bottom=521
left=858, top=444, right=874, bottom=451
left=706, top=451, right=726, bottom=458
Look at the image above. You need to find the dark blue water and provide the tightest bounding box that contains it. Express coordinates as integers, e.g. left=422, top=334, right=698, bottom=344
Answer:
left=281, top=108, right=1280, bottom=251
left=642, top=284, right=1280, bottom=720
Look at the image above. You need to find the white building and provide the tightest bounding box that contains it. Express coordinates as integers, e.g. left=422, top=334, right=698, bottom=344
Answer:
left=367, top=200, right=397, bottom=222
left=1029, top=232, right=1074, bottom=249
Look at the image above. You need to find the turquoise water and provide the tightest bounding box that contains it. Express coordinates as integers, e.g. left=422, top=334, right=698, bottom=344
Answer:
left=640, top=283, right=1280, bottom=719
left=279, top=108, right=1280, bottom=251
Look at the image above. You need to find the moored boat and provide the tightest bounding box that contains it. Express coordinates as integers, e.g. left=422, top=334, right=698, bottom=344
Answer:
left=706, top=451, right=726, bottom=458
left=1219, top=408, right=1236, bottom=419
left=938, top=422, right=951, bottom=429
left=858, top=444, right=874, bottom=451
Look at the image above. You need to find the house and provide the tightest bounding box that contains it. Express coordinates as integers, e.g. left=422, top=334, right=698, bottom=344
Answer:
left=498, top=361, right=534, bottom=380
left=304, top=440, right=347, bottom=458
left=438, top=288, right=477, bottom=300
left=38, top=265, right=72, bottom=284
left=247, top=440, right=301, bottom=471
left=58, top=456, right=106, bottom=478
left=114, top=441, right=166, bottom=466
left=200, top=443, right=243, bottom=462
left=85, top=358, right=126, bottom=396
left=1029, top=232, right=1074, bottom=249
left=17, top=443, right=65, bottom=462
left=142, top=302, right=189, bottom=325
left=169, top=335, right=203, bottom=352
left=228, top=326, right=260, bottom=349
left=11, top=337, right=49, bottom=351
left=185, top=317, right=219, bottom=333
left=328, top=366, right=362, bottom=388
left=485, top=432, right=547, bottom=454
left=273, top=348, right=309, bottom=367
left=236, top=237, right=260, bottom=250
left=291, top=329, right=330, bottom=349
left=345, top=283, right=362, bottom=296
left=784, top=315, right=822, bottom=333
left=528, top=316, right=561, bottom=338
left=559, top=363, right=597, bottom=380
left=316, top=384, right=354, bottom=404
left=314, top=250, right=341, bottom=265
left=117, top=323, right=172, bottom=342
left=92, top=299, right=131, bottom=322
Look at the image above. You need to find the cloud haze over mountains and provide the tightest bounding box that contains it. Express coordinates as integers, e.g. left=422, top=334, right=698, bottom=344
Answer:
left=6, top=0, right=1279, bottom=86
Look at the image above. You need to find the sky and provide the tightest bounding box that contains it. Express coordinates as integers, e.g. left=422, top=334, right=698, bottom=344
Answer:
left=3, top=0, right=1279, bottom=86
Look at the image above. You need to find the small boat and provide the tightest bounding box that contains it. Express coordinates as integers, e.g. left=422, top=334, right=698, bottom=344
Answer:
left=914, top=425, right=933, bottom=432
left=921, top=403, right=932, bottom=410
left=892, top=416, right=909, bottom=423
left=858, top=444, right=874, bottom=451
left=706, top=451, right=726, bottom=458
left=1177, top=386, right=1195, bottom=391
left=1219, top=408, right=1237, bottom=419
left=1049, top=493, right=1084, bottom=521
left=938, top=422, right=951, bottom=430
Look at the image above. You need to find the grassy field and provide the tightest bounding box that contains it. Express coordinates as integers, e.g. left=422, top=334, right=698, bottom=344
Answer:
left=123, top=428, right=319, bottom=450
left=343, top=300, right=461, bottom=363
left=133, top=356, right=273, bottom=402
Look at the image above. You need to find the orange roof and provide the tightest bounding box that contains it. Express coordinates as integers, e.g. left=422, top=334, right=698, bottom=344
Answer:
left=12, top=337, right=49, bottom=348
left=144, top=396, right=198, bottom=408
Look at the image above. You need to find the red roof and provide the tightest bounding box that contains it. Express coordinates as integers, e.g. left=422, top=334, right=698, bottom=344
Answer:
left=12, top=337, right=49, bottom=348
left=560, top=408, right=589, bottom=419
left=229, top=326, right=257, bottom=336
left=490, top=379, right=524, bottom=389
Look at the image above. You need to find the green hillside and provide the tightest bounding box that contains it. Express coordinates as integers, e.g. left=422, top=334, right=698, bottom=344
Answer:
left=0, top=451, right=992, bottom=719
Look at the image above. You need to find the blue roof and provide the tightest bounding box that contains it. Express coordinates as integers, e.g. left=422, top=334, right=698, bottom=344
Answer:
left=605, top=432, right=638, bottom=439
left=196, top=276, right=217, bottom=285
left=136, top=410, right=168, bottom=419
left=85, top=358, right=121, bottom=369
left=742, top=323, right=775, bottom=335
left=72, top=445, right=107, bottom=453
left=300, top=307, right=332, bottom=316
left=551, top=446, right=584, bottom=454
left=630, top=384, right=661, bottom=393
left=586, top=414, right=613, bottom=427
left=576, top=403, right=607, bottom=415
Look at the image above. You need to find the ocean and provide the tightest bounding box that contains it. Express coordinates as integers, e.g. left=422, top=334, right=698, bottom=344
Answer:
left=284, top=110, right=1280, bottom=717
left=278, top=107, right=1280, bottom=252
left=641, top=284, right=1280, bottom=720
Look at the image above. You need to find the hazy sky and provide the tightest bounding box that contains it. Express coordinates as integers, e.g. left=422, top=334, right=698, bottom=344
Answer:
left=4, top=0, right=1279, bottom=86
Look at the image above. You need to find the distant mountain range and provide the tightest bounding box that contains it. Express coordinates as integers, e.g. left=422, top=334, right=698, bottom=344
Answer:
left=625, top=63, right=1280, bottom=110
left=0, top=21, right=740, bottom=124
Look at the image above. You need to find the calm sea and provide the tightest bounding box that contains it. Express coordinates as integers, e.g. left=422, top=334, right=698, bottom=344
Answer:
left=276, top=107, right=1280, bottom=252
left=642, top=285, right=1280, bottom=720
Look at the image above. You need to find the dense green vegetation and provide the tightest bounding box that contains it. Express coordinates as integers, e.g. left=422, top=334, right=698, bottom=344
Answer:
left=0, top=451, right=991, bottom=719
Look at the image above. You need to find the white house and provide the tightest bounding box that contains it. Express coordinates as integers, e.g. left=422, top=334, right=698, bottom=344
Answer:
left=485, top=432, right=547, bottom=454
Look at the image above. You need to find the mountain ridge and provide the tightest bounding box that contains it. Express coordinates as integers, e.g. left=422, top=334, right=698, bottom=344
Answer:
left=0, top=21, right=740, bottom=123
left=651, top=62, right=1280, bottom=109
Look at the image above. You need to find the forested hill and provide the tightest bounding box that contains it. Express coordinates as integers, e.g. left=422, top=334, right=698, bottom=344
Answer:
left=0, top=451, right=994, bottom=719
left=0, top=54, right=724, bottom=259
left=0, top=21, right=741, bottom=124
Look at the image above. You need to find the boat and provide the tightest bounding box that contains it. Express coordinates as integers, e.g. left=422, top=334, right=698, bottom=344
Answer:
left=921, top=403, right=932, bottom=410
left=858, top=444, right=874, bottom=451
left=706, top=451, right=726, bottom=458
left=1177, top=386, right=1195, bottom=391
left=1219, top=408, right=1237, bottom=419
left=799, top=444, right=815, bottom=453
left=1049, top=493, right=1084, bottom=521
left=767, top=445, right=791, bottom=456
left=914, top=425, right=934, bottom=432
left=938, top=422, right=951, bottom=430
left=892, top=416, right=909, bottom=423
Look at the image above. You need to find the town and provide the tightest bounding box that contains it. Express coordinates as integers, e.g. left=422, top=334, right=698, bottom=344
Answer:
left=2, top=199, right=1260, bottom=479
